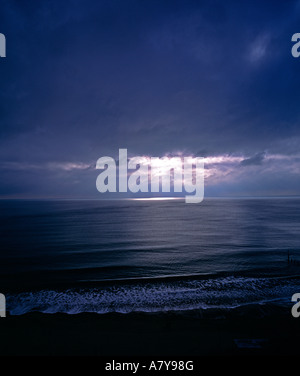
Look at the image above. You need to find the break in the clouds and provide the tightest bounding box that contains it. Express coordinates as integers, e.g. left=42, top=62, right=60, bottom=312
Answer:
left=0, top=0, right=300, bottom=198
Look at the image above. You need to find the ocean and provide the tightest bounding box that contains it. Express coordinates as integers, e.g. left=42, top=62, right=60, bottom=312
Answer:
left=0, top=198, right=299, bottom=316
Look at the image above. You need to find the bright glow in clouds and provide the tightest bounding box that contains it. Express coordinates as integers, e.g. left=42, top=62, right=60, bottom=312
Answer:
left=96, top=149, right=204, bottom=203
left=1, top=151, right=299, bottom=199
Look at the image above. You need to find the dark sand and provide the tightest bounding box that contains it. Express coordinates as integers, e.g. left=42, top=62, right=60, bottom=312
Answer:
left=0, top=305, right=299, bottom=356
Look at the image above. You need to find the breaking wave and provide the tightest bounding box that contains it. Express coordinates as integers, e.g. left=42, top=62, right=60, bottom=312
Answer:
left=6, top=275, right=299, bottom=315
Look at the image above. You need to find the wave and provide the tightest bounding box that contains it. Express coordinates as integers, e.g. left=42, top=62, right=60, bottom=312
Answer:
left=6, top=275, right=300, bottom=316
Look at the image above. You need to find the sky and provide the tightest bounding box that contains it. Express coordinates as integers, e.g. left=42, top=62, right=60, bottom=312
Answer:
left=0, top=0, right=300, bottom=199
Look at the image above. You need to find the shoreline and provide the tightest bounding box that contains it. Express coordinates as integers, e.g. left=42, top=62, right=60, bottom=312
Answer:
left=0, top=304, right=298, bottom=356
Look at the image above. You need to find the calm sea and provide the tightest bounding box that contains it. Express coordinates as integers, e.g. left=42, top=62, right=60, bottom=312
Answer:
left=0, top=198, right=299, bottom=315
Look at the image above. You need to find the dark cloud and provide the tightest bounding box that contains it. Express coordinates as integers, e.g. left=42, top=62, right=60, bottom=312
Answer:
left=0, top=0, right=299, bottom=197
left=240, top=152, right=266, bottom=166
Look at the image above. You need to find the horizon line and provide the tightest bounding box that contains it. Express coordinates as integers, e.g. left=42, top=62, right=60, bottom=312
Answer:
left=0, top=195, right=300, bottom=201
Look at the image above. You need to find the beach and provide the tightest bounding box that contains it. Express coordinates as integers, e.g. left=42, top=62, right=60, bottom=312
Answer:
left=0, top=304, right=298, bottom=356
